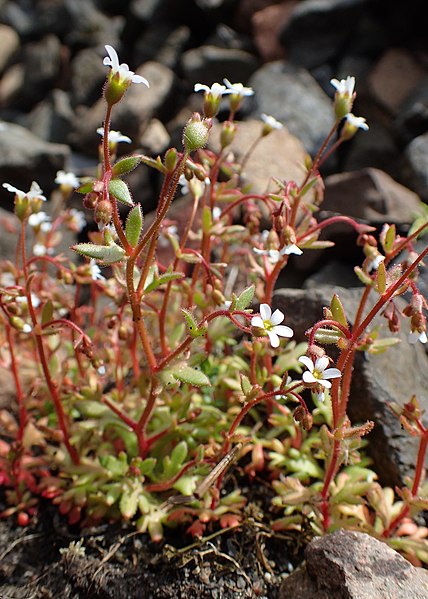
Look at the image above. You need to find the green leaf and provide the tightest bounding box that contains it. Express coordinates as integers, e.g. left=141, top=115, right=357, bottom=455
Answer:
left=314, top=327, right=344, bottom=345
left=77, top=180, right=96, bottom=194
left=125, top=205, right=143, bottom=247
left=181, top=308, right=205, bottom=338
left=119, top=487, right=139, bottom=519
left=77, top=400, right=109, bottom=418
left=375, top=260, right=387, bottom=294
left=170, top=364, right=211, bottom=387
left=72, top=242, right=126, bottom=264
left=143, top=270, right=184, bottom=294
left=109, top=179, right=134, bottom=207
left=240, top=374, right=252, bottom=396
left=171, top=441, right=188, bottom=469
left=330, top=294, right=348, bottom=327
left=382, top=224, right=396, bottom=254
left=41, top=300, right=54, bottom=326
left=140, top=155, right=167, bottom=174
left=235, top=284, right=255, bottom=310
left=202, top=206, right=211, bottom=234
left=111, top=155, right=142, bottom=178
left=354, top=266, right=373, bottom=287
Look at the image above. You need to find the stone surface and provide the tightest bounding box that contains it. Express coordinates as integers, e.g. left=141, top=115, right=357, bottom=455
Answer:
left=273, top=286, right=428, bottom=487
left=248, top=61, right=335, bottom=156
left=0, top=24, right=19, bottom=74
left=0, top=121, right=69, bottom=198
left=368, top=48, right=428, bottom=115
left=22, top=90, right=74, bottom=144
left=252, top=1, right=297, bottom=62
left=209, top=118, right=309, bottom=194
left=395, top=76, right=428, bottom=144
left=279, top=0, right=369, bottom=69
left=403, top=132, right=428, bottom=202
left=280, top=529, right=428, bottom=599
left=181, top=45, right=259, bottom=88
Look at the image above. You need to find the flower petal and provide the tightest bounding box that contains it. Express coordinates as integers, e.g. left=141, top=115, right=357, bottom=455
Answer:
left=302, top=371, right=317, bottom=384
left=299, top=356, right=314, bottom=371
left=270, top=309, right=284, bottom=326
left=323, top=368, right=341, bottom=380
left=104, top=45, right=119, bottom=70
left=259, top=304, right=271, bottom=320
left=267, top=330, right=279, bottom=348
left=315, top=356, right=330, bottom=372
left=318, top=379, right=332, bottom=389
left=272, top=325, right=293, bottom=338
left=194, top=83, right=209, bottom=92
left=132, top=73, right=149, bottom=87
left=251, top=316, right=264, bottom=329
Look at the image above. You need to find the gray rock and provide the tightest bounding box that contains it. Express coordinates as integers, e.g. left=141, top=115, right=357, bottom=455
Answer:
left=0, top=121, right=69, bottom=198
left=342, top=121, right=400, bottom=176
left=403, top=132, right=428, bottom=202
left=181, top=45, right=259, bottom=88
left=280, top=529, right=428, bottom=599
left=70, top=61, right=175, bottom=155
left=279, top=0, right=369, bottom=69
left=18, top=35, right=62, bottom=110
left=70, top=48, right=107, bottom=107
left=248, top=61, right=335, bottom=157
left=395, top=76, right=428, bottom=144
left=22, top=90, right=74, bottom=145
left=0, top=24, right=19, bottom=75
left=273, top=286, right=428, bottom=487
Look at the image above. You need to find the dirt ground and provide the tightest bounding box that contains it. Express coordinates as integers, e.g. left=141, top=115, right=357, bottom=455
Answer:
left=0, top=498, right=306, bottom=599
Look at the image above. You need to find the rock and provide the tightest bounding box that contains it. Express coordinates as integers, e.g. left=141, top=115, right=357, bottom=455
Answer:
left=209, top=118, right=309, bottom=194
left=0, top=24, right=19, bottom=75
left=252, top=1, right=297, bottom=62
left=0, top=63, right=24, bottom=109
left=139, top=118, right=170, bottom=155
left=279, top=0, right=369, bottom=70
left=279, top=529, right=428, bottom=599
left=181, top=45, right=259, bottom=88
left=403, top=132, right=428, bottom=202
left=22, top=90, right=74, bottom=144
left=62, top=0, right=122, bottom=48
left=134, top=24, right=191, bottom=69
left=0, top=121, right=69, bottom=198
left=273, top=286, right=428, bottom=487
left=70, top=61, right=175, bottom=155
left=342, top=121, right=400, bottom=176
left=70, top=48, right=107, bottom=107
left=248, top=61, right=335, bottom=156
left=322, top=168, right=422, bottom=227
left=395, top=76, right=428, bottom=144
left=367, top=48, right=428, bottom=116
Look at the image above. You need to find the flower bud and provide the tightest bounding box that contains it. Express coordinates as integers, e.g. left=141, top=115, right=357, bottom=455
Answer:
left=83, top=192, right=99, bottom=210
left=94, top=200, right=113, bottom=226
left=164, top=147, right=178, bottom=172
left=220, top=121, right=237, bottom=149
left=182, top=113, right=211, bottom=153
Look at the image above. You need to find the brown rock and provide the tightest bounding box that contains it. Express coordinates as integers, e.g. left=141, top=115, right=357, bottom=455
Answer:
left=368, top=48, right=428, bottom=115
left=252, top=1, right=298, bottom=62
left=280, top=529, right=428, bottom=599
left=0, top=24, right=19, bottom=75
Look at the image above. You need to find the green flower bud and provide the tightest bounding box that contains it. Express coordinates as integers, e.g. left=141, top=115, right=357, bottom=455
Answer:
left=182, top=113, right=212, bottom=153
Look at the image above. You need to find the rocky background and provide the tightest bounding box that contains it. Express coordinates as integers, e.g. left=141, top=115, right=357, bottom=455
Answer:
left=1, top=1, right=428, bottom=596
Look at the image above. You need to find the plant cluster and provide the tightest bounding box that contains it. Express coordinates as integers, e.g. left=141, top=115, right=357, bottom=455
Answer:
left=1, top=47, right=428, bottom=565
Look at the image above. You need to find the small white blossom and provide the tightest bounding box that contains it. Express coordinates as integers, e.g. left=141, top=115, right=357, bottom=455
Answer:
left=55, top=170, right=80, bottom=189
left=33, top=243, right=49, bottom=256
left=16, top=293, right=41, bottom=308
left=3, top=181, right=46, bottom=202
left=345, top=113, right=369, bottom=131
left=103, top=45, right=149, bottom=88
left=330, top=76, right=355, bottom=96
left=89, top=259, right=105, bottom=281
left=194, top=82, right=230, bottom=99
left=22, top=324, right=32, bottom=333
left=96, top=128, right=132, bottom=144
left=223, top=78, right=254, bottom=97
left=97, top=365, right=106, bottom=376
left=282, top=243, right=303, bottom=256
left=261, top=114, right=283, bottom=130
left=212, top=207, right=222, bottom=220
left=68, top=209, right=86, bottom=232
left=28, top=211, right=51, bottom=228
left=251, top=303, right=293, bottom=348
left=408, top=330, right=427, bottom=345
left=220, top=300, right=232, bottom=310
left=367, top=253, right=384, bottom=272
left=299, top=356, right=341, bottom=389
left=253, top=247, right=282, bottom=264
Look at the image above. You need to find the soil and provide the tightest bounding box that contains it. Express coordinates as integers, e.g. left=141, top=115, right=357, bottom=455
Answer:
left=0, top=494, right=306, bottom=599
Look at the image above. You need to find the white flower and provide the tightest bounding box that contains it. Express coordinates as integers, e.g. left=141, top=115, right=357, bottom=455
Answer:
left=367, top=253, right=384, bottom=272
left=194, top=82, right=230, bottom=99
left=16, top=293, right=41, bottom=308
left=220, top=300, right=232, bottom=310
left=330, top=76, right=355, bottom=96
left=28, top=211, right=50, bottom=228
left=251, top=303, right=293, bottom=348
left=3, top=181, right=46, bottom=202
left=299, top=356, right=341, bottom=389
left=223, top=78, right=254, bottom=97
left=68, top=209, right=86, bottom=232
left=22, top=324, right=32, bottom=333
left=55, top=170, right=80, bottom=189
left=96, top=128, right=132, bottom=144
left=408, top=330, right=427, bottom=345
left=89, top=259, right=105, bottom=281
left=178, top=174, right=189, bottom=195
left=33, top=243, right=48, bottom=256
left=282, top=243, right=303, bottom=256
left=261, top=114, right=283, bottom=130
left=345, top=113, right=369, bottom=131
left=212, top=206, right=222, bottom=220
left=103, top=45, right=149, bottom=88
